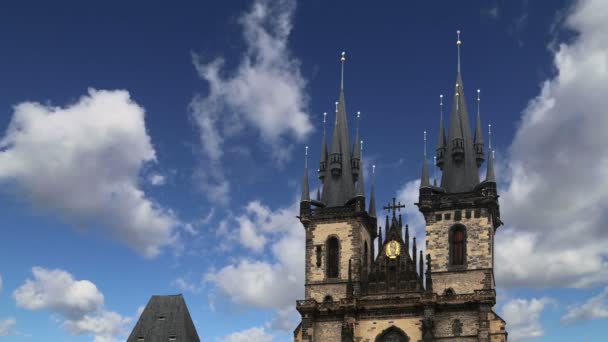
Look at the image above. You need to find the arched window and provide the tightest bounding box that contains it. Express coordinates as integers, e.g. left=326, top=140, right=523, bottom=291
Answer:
left=375, top=326, right=409, bottom=342
left=326, top=236, right=340, bottom=278
left=323, top=295, right=333, bottom=303
left=450, top=225, right=467, bottom=266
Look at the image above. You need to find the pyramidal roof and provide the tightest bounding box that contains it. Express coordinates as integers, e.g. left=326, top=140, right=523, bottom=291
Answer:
left=127, top=294, right=200, bottom=342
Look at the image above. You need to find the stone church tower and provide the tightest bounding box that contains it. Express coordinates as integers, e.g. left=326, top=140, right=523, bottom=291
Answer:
left=294, top=33, right=508, bottom=342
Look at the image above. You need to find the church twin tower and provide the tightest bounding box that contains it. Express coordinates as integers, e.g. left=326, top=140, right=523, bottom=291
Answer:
left=295, top=32, right=508, bottom=342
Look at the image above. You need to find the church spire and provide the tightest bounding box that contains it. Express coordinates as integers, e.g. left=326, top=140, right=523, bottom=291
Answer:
left=436, top=94, right=446, bottom=170
left=355, top=140, right=365, bottom=198
left=318, top=112, right=328, bottom=181
left=440, top=30, right=481, bottom=192
left=420, top=130, right=430, bottom=188
left=369, top=165, right=377, bottom=217
left=352, top=111, right=362, bottom=181
left=412, top=236, right=417, bottom=274
left=474, top=89, right=485, bottom=168
left=322, top=51, right=355, bottom=206
left=301, top=146, right=310, bottom=202
left=486, top=124, right=496, bottom=182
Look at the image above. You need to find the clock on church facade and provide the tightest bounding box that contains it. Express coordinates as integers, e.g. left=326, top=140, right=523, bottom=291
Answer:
left=294, top=33, right=508, bottom=342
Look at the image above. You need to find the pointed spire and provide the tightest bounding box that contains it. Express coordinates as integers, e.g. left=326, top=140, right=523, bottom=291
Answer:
left=377, top=226, right=383, bottom=252
left=318, top=112, right=328, bottom=181
left=351, top=111, right=362, bottom=181
left=457, top=30, right=462, bottom=73
left=404, top=224, right=410, bottom=255
left=421, top=130, right=430, bottom=188
left=440, top=30, right=481, bottom=192
left=322, top=52, right=354, bottom=206
left=352, top=111, right=362, bottom=159
left=486, top=124, right=496, bottom=182
left=355, top=140, right=365, bottom=197
left=340, top=51, right=346, bottom=90
left=316, top=181, right=321, bottom=201
left=474, top=89, right=485, bottom=168
left=436, top=94, right=446, bottom=170
left=368, top=165, right=377, bottom=217
left=301, top=146, right=310, bottom=202
left=412, top=236, right=417, bottom=273
left=419, top=250, right=424, bottom=283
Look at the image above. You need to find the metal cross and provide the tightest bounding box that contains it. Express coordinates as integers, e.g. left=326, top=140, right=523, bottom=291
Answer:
left=383, top=197, right=405, bottom=218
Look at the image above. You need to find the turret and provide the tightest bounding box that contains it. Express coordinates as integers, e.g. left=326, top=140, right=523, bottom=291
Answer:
left=486, top=124, right=496, bottom=182
left=299, top=146, right=311, bottom=222
left=436, top=94, right=446, bottom=170
left=369, top=165, right=377, bottom=217
left=420, top=130, right=430, bottom=188
left=351, top=111, right=361, bottom=181
left=318, top=112, right=328, bottom=181
left=474, top=89, right=485, bottom=167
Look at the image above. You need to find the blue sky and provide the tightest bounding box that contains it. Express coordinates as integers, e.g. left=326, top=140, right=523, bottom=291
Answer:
left=1, top=0, right=607, bottom=341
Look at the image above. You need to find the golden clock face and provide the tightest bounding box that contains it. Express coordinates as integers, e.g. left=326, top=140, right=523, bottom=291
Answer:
left=385, top=240, right=401, bottom=259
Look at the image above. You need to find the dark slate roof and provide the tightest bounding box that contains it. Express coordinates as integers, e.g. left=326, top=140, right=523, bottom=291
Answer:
left=474, top=94, right=484, bottom=146
left=322, top=89, right=355, bottom=206
left=127, top=294, right=200, bottom=342
left=440, top=71, right=481, bottom=192
left=368, top=170, right=377, bottom=217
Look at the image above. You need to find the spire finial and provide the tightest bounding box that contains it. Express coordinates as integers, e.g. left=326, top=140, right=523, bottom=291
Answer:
left=304, top=145, right=309, bottom=171
left=301, top=145, right=310, bottom=202
left=323, top=112, right=327, bottom=133
left=340, top=51, right=346, bottom=90
left=457, top=30, right=462, bottom=73
left=477, top=88, right=481, bottom=116
left=488, top=124, right=492, bottom=149
left=424, top=130, right=427, bottom=158
left=360, top=140, right=363, bottom=153
left=440, top=94, right=444, bottom=123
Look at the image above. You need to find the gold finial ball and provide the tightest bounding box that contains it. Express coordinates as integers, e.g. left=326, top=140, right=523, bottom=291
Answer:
left=457, top=30, right=460, bottom=34
left=440, top=94, right=443, bottom=98
left=341, top=51, right=346, bottom=62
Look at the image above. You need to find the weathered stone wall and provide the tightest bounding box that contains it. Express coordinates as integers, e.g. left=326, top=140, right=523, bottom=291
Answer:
left=354, top=317, right=422, bottom=342
left=425, top=208, right=494, bottom=293
left=432, top=269, right=488, bottom=295
left=307, top=282, right=348, bottom=303
left=308, top=221, right=356, bottom=282
left=489, top=310, right=507, bottom=342
left=434, top=310, right=479, bottom=339
left=313, top=320, right=342, bottom=341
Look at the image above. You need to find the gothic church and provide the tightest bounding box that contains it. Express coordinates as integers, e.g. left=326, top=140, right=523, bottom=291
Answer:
left=294, top=33, right=508, bottom=341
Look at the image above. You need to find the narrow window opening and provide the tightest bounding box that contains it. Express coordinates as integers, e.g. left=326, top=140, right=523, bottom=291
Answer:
left=454, top=210, right=462, bottom=221
left=326, top=237, right=340, bottom=278
left=452, top=227, right=465, bottom=265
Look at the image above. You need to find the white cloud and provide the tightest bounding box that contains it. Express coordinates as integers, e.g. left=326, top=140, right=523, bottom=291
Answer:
left=14, top=267, right=104, bottom=319
left=14, top=267, right=130, bottom=341
left=64, top=311, right=131, bottom=342
left=500, top=297, right=554, bottom=341
left=148, top=173, right=166, bottom=186
left=561, top=286, right=608, bottom=324
left=496, top=0, right=608, bottom=288
left=0, top=318, right=16, bottom=336
left=0, top=88, right=178, bottom=257
left=220, top=326, right=273, bottom=342
left=172, top=276, right=202, bottom=294
left=205, top=198, right=304, bottom=329
left=190, top=0, right=312, bottom=203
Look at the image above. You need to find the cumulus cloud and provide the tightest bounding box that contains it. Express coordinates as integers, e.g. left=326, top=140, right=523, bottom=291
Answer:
left=172, top=276, right=202, bottom=294
left=220, top=326, right=273, bottom=342
left=496, top=0, right=608, bottom=288
left=561, top=286, right=608, bottom=324
left=205, top=198, right=304, bottom=330
left=190, top=0, right=312, bottom=203
left=14, top=267, right=130, bottom=341
left=500, top=297, right=554, bottom=341
left=0, top=89, right=179, bottom=257
left=0, top=318, right=16, bottom=336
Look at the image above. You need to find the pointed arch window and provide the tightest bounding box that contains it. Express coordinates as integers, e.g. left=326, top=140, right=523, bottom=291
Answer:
left=450, top=225, right=467, bottom=266
left=326, top=236, right=340, bottom=278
